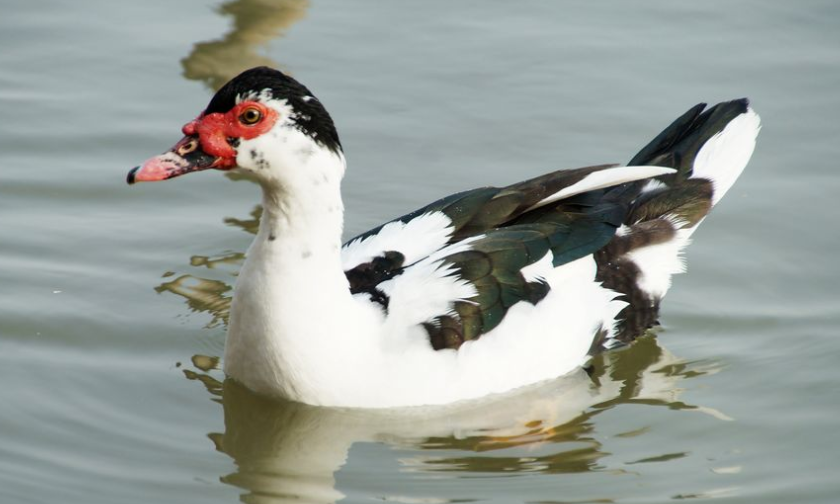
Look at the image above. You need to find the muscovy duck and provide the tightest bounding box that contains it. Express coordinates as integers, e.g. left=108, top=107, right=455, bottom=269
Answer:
left=129, top=67, right=760, bottom=408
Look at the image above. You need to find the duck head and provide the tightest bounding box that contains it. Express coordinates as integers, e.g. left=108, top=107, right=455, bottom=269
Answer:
left=128, top=66, right=343, bottom=188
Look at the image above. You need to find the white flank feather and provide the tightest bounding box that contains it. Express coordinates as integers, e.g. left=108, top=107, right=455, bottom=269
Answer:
left=626, top=230, right=691, bottom=299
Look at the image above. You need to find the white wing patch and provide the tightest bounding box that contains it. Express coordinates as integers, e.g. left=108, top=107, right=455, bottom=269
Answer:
left=520, top=250, right=554, bottom=283
left=525, top=165, right=676, bottom=212
left=640, top=178, right=667, bottom=195
left=378, top=261, right=478, bottom=329
left=341, top=211, right=453, bottom=270
left=377, top=236, right=484, bottom=329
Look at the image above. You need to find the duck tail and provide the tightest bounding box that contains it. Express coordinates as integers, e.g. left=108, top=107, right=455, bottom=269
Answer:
left=627, top=99, right=761, bottom=228
left=594, top=100, right=761, bottom=346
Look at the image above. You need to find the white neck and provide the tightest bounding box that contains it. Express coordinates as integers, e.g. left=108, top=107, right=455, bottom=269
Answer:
left=223, top=138, right=377, bottom=402
left=256, top=165, right=345, bottom=262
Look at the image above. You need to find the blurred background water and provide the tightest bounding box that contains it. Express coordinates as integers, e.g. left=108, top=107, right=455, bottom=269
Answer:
left=1, top=1, right=838, bottom=503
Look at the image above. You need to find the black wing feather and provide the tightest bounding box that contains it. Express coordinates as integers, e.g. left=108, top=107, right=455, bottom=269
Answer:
left=344, top=164, right=625, bottom=312
left=421, top=197, right=627, bottom=350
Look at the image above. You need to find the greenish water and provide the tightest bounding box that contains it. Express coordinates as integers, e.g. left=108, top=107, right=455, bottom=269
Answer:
left=2, top=1, right=838, bottom=503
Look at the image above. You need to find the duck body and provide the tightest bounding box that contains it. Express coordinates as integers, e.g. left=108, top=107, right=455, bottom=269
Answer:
left=130, top=67, right=760, bottom=408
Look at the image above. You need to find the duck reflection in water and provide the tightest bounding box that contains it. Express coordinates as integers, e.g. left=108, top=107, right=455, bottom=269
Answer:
left=181, top=0, right=309, bottom=91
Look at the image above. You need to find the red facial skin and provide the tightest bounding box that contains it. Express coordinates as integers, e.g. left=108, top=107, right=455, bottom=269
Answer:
left=128, top=101, right=279, bottom=184
left=183, top=101, right=280, bottom=166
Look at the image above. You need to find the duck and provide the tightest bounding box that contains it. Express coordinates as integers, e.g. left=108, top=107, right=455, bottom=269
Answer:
left=129, top=66, right=760, bottom=408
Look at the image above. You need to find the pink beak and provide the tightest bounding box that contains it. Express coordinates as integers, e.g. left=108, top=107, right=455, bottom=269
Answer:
left=128, top=135, right=227, bottom=184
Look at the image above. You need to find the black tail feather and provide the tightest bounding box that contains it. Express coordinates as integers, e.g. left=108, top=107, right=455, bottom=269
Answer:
left=629, top=98, right=750, bottom=179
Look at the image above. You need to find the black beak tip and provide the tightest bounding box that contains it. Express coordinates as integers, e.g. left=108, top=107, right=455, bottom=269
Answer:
left=127, top=166, right=139, bottom=185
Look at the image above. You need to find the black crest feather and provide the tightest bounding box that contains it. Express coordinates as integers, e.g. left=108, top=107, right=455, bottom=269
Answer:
left=205, top=66, right=342, bottom=154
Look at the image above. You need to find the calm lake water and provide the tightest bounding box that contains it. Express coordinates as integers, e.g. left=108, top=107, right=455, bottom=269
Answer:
left=2, top=1, right=838, bottom=503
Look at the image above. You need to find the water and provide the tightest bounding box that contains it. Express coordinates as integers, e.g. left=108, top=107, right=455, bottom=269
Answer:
left=1, top=0, right=838, bottom=502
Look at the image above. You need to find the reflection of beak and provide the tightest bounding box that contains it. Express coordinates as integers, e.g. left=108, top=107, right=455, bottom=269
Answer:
left=127, top=136, right=230, bottom=185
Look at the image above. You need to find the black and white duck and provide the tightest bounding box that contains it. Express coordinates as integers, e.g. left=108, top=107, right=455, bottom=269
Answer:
left=129, top=66, right=760, bottom=408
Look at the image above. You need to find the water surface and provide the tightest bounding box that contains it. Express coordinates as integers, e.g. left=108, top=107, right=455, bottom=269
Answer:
left=1, top=1, right=838, bottom=503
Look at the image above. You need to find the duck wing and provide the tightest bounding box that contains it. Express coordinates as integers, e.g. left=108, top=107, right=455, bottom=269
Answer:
left=341, top=163, right=674, bottom=346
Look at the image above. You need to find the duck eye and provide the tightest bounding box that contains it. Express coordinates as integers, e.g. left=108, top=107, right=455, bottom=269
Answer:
left=177, top=139, right=198, bottom=156
left=239, top=107, right=262, bottom=125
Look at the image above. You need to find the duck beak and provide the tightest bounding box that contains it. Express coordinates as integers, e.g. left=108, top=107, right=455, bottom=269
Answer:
left=127, top=135, right=231, bottom=185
